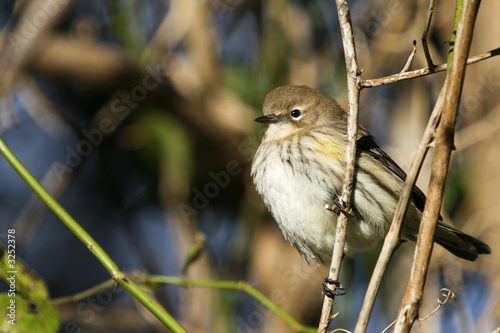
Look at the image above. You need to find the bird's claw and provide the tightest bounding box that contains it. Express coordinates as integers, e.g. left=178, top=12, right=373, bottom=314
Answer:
left=322, top=277, right=346, bottom=298
left=325, top=196, right=354, bottom=217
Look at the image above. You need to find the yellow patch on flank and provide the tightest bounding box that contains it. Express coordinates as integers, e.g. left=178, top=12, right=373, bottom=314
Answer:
left=311, top=134, right=346, bottom=161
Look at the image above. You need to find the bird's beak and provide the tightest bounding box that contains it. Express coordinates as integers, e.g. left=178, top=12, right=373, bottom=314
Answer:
left=254, top=114, right=279, bottom=124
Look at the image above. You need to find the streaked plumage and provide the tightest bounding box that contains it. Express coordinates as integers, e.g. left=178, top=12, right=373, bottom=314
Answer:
left=251, top=85, right=491, bottom=262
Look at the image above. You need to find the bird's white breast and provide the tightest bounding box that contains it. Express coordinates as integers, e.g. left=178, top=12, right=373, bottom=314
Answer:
left=251, top=130, right=400, bottom=261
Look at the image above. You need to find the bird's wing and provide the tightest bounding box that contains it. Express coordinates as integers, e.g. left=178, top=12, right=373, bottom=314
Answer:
left=356, top=134, right=428, bottom=212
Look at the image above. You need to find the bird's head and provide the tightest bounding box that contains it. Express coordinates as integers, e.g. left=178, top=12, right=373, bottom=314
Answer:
left=255, top=85, right=345, bottom=140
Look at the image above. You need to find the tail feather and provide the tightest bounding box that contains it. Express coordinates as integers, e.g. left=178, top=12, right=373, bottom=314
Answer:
left=435, top=222, right=491, bottom=261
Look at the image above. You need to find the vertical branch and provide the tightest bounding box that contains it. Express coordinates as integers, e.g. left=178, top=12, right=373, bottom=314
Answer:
left=394, top=0, right=481, bottom=332
left=353, top=76, right=448, bottom=333
left=318, top=0, right=360, bottom=331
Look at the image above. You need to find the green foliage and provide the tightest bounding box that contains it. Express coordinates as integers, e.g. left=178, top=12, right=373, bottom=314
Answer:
left=0, top=246, right=59, bottom=332
left=0, top=296, right=59, bottom=333
left=181, top=232, right=209, bottom=274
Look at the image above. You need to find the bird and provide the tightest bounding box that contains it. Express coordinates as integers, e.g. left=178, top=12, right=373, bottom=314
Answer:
left=251, top=85, right=491, bottom=264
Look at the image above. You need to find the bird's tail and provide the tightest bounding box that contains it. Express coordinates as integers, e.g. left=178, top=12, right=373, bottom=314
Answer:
left=435, top=222, right=491, bottom=261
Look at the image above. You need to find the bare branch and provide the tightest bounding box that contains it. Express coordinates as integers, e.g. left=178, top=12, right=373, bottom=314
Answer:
left=400, top=41, right=417, bottom=73
left=394, top=0, right=481, bottom=331
left=418, top=288, right=456, bottom=321
left=381, top=288, right=456, bottom=333
left=421, top=0, right=437, bottom=69
left=353, top=76, right=448, bottom=333
left=318, top=0, right=361, bottom=331
left=361, top=45, right=499, bottom=88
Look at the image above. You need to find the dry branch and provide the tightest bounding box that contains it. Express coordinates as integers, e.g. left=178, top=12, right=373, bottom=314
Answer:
left=394, top=0, right=481, bottom=331
left=353, top=76, right=448, bottom=333
left=421, top=0, right=437, bottom=69
left=318, top=0, right=361, bottom=331
left=361, top=46, right=499, bottom=88
left=400, top=41, right=417, bottom=73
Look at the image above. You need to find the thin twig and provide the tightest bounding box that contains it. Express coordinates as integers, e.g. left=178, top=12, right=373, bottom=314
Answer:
left=400, top=41, right=417, bottom=73
left=422, top=0, right=437, bottom=69
left=381, top=320, right=396, bottom=333
left=353, top=76, right=449, bottom=333
left=51, top=279, right=116, bottom=306
left=361, top=45, right=499, bottom=88
left=146, top=275, right=317, bottom=333
left=318, top=0, right=360, bottom=331
left=418, top=288, right=456, bottom=321
left=380, top=288, right=455, bottom=333
left=394, top=0, right=481, bottom=331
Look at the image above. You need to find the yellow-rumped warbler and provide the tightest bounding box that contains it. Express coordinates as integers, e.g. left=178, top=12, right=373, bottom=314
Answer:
left=251, top=85, right=491, bottom=263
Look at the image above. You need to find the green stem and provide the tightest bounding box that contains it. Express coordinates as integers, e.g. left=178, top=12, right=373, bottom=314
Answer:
left=52, top=273, right=317, bottom=333
left=145, top=275, right=317, bottom=333
left=51, top=280, right=116, bottom=306
left=0, top=137, right=186, bottom=333
left=447, top=0, right=463, bottom=74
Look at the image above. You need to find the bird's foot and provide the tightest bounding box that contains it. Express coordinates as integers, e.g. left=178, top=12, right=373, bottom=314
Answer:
left=325, top=196, right=354, bottom=217
left=322, top=277, right=346, bottom=298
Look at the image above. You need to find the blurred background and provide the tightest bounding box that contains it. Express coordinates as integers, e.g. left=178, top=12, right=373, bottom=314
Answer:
left=0, top=0, right=499, bottom=332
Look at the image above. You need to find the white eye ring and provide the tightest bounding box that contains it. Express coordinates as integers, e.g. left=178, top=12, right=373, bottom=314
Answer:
left=291, top=108, right=302, bottom=120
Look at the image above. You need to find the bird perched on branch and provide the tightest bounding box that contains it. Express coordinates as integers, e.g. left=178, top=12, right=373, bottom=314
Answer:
left=252, top=85, right=491, bottom=264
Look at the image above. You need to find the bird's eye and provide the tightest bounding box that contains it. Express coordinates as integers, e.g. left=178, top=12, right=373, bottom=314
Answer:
left=291, top=109, right=302, bottom=119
